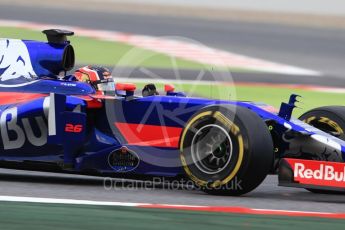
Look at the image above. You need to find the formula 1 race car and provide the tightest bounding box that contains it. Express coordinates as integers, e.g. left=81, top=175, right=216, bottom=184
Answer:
left=0, top=30, right=344, bottom=195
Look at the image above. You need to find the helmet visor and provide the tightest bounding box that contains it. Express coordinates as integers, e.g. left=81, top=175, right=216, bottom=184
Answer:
left=96, top=78, right=115, bottom=94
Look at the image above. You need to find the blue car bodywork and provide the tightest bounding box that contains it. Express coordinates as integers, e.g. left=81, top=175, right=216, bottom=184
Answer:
left=0, top=30, right=344, bottom=193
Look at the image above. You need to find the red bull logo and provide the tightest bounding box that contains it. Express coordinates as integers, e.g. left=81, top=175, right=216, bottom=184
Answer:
left=286, top=159, right=345, bottom=188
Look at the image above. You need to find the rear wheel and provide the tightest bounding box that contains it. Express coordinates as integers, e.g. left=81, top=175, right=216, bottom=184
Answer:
left=299, top=106, right=345, bottom=194
left=180, top=105, right=274, bottom=196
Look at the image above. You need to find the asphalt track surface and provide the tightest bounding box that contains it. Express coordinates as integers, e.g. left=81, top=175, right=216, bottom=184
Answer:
left=0, top=4, right=344, bottom=212
left=1, top=169, right=344, bottom=213
left=0, top=4, right=345, bottom=80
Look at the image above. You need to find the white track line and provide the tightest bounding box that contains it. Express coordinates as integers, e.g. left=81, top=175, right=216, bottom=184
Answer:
left=0, top=19, right=321, bottom=76
left=0, top=195, right=145, bottom=207
left=0, top=195, right=344, bottom=219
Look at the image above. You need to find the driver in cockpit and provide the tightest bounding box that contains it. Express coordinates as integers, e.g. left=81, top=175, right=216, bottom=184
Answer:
left=74, top=66, right=114, bottom=94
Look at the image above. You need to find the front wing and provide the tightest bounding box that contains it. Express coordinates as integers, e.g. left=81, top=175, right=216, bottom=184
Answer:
left=279, top=158, right=345, bottom=192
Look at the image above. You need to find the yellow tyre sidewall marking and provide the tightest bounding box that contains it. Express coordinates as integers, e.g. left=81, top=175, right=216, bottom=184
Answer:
left=303, top=116, right=316, bottom=124
left=319, top=116, right=344, bottom=134
left=180, top=110, right=244, bottom=188
left=180, top=111, right=212, bottom=152
left=304, top=116, right=344, bottom=134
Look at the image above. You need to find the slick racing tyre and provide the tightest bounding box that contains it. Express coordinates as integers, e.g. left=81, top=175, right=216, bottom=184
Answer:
left=179, top=105, right=274, bottom=196
left=299, top=106, right=345, bottom=194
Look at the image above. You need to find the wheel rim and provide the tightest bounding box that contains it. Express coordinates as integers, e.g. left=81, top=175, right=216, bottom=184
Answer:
left=191, top=124, right=233, bottom=175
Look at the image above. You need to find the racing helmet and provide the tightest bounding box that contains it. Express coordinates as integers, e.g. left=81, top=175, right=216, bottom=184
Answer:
left=74, top=66, right=114, bottom=92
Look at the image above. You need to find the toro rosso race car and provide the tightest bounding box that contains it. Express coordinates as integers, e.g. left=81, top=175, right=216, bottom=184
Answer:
left=0, top=29, right=344, bottom=195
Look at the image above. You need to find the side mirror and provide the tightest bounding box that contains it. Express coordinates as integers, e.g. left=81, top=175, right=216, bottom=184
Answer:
left=164, top=84, right=186, bottom=97
left=164, top=84, right=175, bottom=93
left=116, top=83, right=136, bottom=99
left=116, top=83, right=136, bottom=91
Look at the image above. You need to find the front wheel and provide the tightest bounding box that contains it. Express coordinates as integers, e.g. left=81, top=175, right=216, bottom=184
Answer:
left=179, top=105, right=274, bottom=196
left=299, top=106, right=345, bottom=194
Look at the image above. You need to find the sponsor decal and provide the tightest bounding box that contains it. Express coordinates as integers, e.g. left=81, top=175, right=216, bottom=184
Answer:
left=107, top=147, right=140, bottom=173
left=0, top=106, right=47, bottom=149
left=60, top=82, right=77, bottom=87
left=286, top=158, right=345, bottom=188
left=0, top=39, right=37, bottom=83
